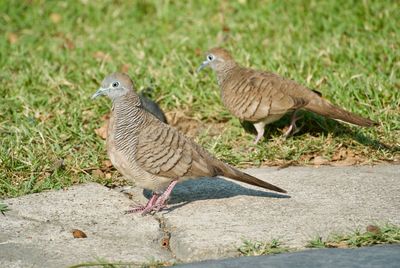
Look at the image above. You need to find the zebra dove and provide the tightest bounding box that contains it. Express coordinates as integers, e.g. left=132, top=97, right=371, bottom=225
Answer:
left=198, top=47, right=378, bottom=143
left=92, top=72, right=287, bottom=215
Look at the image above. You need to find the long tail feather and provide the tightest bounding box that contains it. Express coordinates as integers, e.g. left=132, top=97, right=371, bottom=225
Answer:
left=306, top=99, right=378, bottom=127
left=217, top=164, right=287, bottom=193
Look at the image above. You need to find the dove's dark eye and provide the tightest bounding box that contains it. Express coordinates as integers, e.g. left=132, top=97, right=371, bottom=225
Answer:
left=207, top=54, right=214, bottom=61
left=112, top=82, right=120, bottom=88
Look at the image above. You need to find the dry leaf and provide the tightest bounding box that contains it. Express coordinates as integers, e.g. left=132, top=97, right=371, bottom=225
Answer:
left=331, top=156, right=358, bottom=167
left=7, top=33, right=18, bottom=44
left=331, top=147, right=359, bottom=166
left=95, top=121, right=108, bottom=140
left=93, top=51, right=110, bottom=62
left=165, top=111, right=202, bottom=138
left=72, top=229, right=87, bottom=238
left=102, top=160, right=113, bottom=168
left=50, top=13, right=62, bottom=23
left=194, top=48, right=202, bottom=56
left=366, top=225, right=381, bottom=234
left=326, top=241, right=348, bottom=248
left=91, top=169, right=104, bottom=178
left=63, top=37, right=75, bottom=50
left=101, top=113, right=110, bottom=121
left=120, top=63, right=131, bottom=73
left=332, top=148, right=348, bottom=161
left=311, top=156, right=329, bottom=166
left=277, top=161, right=295, bottom=170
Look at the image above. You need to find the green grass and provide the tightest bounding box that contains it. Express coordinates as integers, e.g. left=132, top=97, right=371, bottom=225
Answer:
left=306, top=224, right=400, bottom=248
left=69, top=258, right=173, bottom=268
left=1, top=0, right=399, bottom=197
left=306, top=236, right=327, bottom=249
left=0, top=202, right=11, bottom=215
left=69, top=262, right=136, bottom=268
left=238, top=239, right=289, bottom=256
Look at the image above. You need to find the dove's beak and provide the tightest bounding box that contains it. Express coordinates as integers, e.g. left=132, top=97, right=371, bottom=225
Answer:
left=91, top=87, right=107, bottom=99
left=197, top=60, right=210, bottom=72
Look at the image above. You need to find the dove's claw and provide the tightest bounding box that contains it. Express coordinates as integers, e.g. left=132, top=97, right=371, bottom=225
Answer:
left=125, top=180, right=178, bottom=215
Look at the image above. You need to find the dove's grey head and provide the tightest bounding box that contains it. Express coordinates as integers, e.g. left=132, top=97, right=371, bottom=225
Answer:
left=92, top=72, right=137, bottom=101
left=197, top=47, right=236, bottom=73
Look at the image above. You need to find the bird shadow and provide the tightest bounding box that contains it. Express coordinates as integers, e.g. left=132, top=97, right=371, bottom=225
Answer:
left=241, top=111, right=398, bottom=152
left=142, top=177, right=289, bottom=212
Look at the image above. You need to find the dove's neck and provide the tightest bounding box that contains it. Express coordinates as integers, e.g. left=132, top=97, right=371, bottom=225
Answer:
left=215, top=61, right=239, bottom=86
left=111, top=92, right=146, bottom=152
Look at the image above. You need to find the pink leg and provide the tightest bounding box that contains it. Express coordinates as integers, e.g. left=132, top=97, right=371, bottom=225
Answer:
left=283, top=110, right=303, bottom=138
left=253, top=131, right=264, bottom=144
left=125, top=193, right=159, bottom=214
left=152, top=180, right=179, bottom=212
left=253, top=121, right=266, bottom=144
left=137, top=180, right=179, bottom=215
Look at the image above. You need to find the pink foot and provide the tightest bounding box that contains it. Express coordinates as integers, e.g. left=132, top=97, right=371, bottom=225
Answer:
left=283, top=124, right=294, bottom=138
left=283, top=110, right=303, bottom=138
left=253, top=122, right=266, bottom=144
left=148, top=180, right=178, bottom=213
left=125, top=193, right=159, bottom=214
left=125, top=180, right=179, bottom=216
left=253, top=134, right=263, bottom=144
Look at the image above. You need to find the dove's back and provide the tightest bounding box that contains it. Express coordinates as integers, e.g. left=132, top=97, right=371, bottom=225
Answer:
left=220, top=66, right=377, bottom=127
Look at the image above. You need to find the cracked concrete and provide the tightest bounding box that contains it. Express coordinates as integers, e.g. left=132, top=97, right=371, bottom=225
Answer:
left=158, top=165, right=400, bottom=262
left=0, top=183, right=173, bottom=267
left=1, top=165, right=399, bottom=267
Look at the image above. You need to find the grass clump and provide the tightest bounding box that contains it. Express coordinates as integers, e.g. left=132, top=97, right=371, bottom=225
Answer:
left=0, top=202, right=11, bottom=215
left=140, top=260, right=174, bottom=268
left=306, top=236, right=326, bottom=249
left=69, top=261, right=135, bottom=268
left=307, top=224, right=400, bottom=249
left=69, top=259, right=173, bottom=268
left=238, top=239, right=289, bottom=256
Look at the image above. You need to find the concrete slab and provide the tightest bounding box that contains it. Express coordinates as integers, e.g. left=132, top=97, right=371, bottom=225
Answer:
left=1, top=165, right=399, bottom=267
left=0, top=183, right=171, bottom=268
left=159, top=165, right=400, bottom=262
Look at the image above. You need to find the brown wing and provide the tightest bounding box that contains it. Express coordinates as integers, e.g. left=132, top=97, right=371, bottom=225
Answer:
left=222, top=68, right=312, bottom=121
left=135, top=121, right=216, bottom=179
left=135, top=114, right=288, bottom=193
